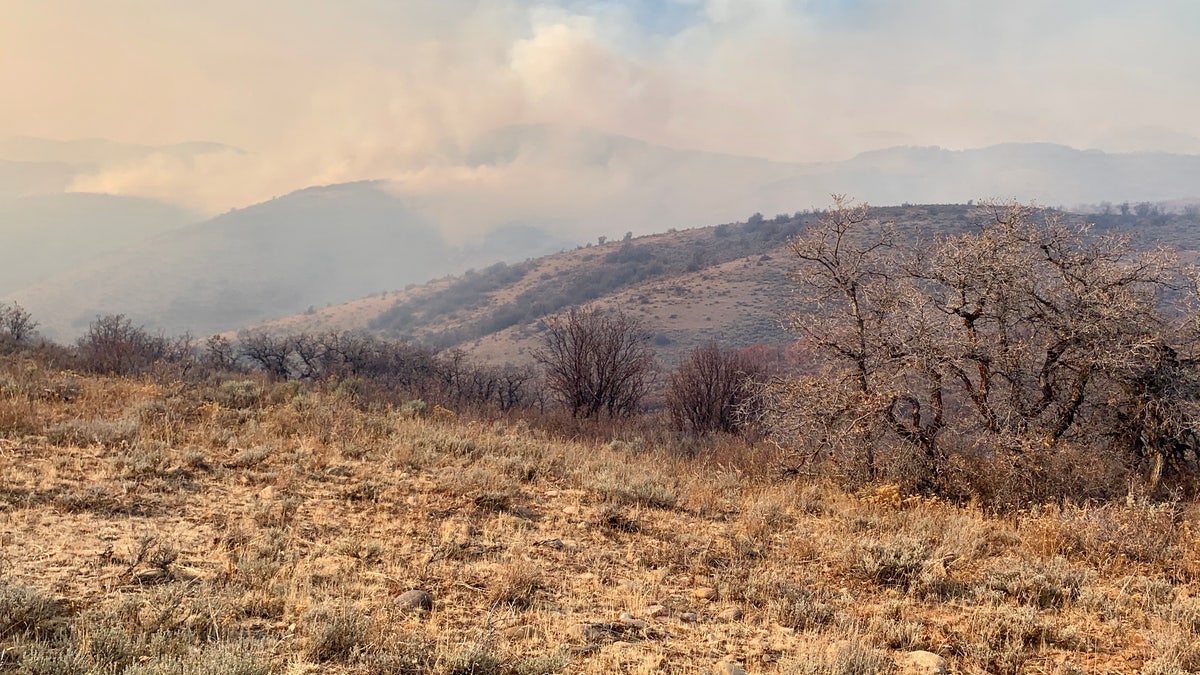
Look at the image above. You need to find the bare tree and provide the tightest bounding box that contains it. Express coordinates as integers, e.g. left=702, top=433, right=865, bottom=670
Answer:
left=0, top=302, right=37, bottom=350
left=532, top=308, right=655, bottom=418
left=76, top=314, right=168, bottom=375
left=202, top=335, right=241, bottom=373
left=238, top=331, right=296, bottom=380
left=667, top=343, right=767, bottom=435
left=762, top=198, right=1200, bottom=496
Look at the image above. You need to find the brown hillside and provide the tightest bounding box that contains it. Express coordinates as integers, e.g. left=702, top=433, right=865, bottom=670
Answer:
left=247, top=202, right=1200, bottom=366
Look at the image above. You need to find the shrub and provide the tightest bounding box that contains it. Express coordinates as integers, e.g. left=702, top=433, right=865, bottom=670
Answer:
left=76, top=314, right=171, bottom=375
left=666, top=343, right=767, bottom=435
left=0, top=583, right=68, bottom=639
left=301, top=604, right=369, bottom=663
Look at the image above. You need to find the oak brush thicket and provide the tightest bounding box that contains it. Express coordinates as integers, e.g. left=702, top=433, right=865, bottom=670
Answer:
left=759, top=197, right=1200, bottom=501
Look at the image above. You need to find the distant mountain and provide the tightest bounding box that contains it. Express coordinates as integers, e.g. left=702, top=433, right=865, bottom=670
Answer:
left=419, top=127, right=1200, bottom=233
left=8, top=127, right=1200, bottom=341
left=813, top=143, right=1200, bottom=206
left=0, top=160, right=81, bottom=200
left=0, top=193, right=198, bottom=295
left=5, top=182, right=534, bottom=339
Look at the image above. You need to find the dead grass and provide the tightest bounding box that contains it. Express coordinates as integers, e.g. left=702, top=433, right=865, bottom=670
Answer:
left=2, top=363, right=1199, bottom=672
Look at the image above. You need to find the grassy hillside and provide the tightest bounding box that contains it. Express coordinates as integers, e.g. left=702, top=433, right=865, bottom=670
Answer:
left=253, top=202, right=1200, bottom=367
left=1, top=363, right=1199, bottom=673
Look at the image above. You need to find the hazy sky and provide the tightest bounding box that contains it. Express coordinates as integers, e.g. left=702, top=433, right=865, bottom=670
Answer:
left=4, top=0, right=1199, bottom=212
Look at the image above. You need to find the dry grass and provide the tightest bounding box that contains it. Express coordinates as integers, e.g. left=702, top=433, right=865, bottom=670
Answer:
left=2, top=361, right=1200, bottom=673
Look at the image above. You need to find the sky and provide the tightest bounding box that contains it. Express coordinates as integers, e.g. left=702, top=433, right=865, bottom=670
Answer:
left=4, top=0, right=1199, bottom=213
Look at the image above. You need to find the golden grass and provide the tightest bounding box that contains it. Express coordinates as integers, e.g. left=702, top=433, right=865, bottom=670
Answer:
left=2, top=363, right=1200, bottom=673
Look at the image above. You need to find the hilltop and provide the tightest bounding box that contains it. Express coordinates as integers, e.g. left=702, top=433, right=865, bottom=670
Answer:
left=247, top=202, right=1200, bottom=366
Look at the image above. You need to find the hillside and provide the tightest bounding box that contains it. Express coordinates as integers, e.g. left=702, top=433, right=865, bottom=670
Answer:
left=1, top=185, right=495, bottom=340
left=0, top=193, right=198, bottom=295
left=250, top=202, right=1200, bottom=367
left=1, top=364, right=1197, bottom=673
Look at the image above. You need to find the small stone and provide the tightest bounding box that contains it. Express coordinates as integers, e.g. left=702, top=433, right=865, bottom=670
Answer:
left=562, top=505, right=579, bottom=516
left=679, top=612, right=698, bottom=623
left=642, top=604, right=668, bottom=618
left=896, top=650, right=949, bottom=675
left=393, top=590, right=433, bottom=614
left=717, top=607, right=743, bottom=621
left=714, top=661, right=748, bottom=675
left=620, top=617, right=649, bottom=629
left=258, top=486, right=274, bottom=500
left=618, top=611, right=635, bottom=621
left=693, top=587, right=718, bottom=600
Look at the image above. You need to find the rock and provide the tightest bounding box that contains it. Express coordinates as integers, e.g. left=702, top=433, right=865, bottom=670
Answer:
left=503, top=625, right=537, bottom=640
left=714, top=661, right=748, bottom=675
left=693, top=587, right=718, bottom=601
left=393, top=590, right=433, bottom=614
left=717, top=607, right=743, bottom=621
left=618, top=611, right=636, bottom=621
left=679, top=612, right=698, bottom=623
left=896, top=650, right=949, bottom=675
left=258, top=486, right=274, bottom=500
left=619, top=617, right=649, bottom=629
left=642, top=604, right=668, bottom=618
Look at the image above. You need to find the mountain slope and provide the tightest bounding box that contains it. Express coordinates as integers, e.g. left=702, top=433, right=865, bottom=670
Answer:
left=0, top=193, right=198, bottom=295
left=6, top=183, right=455, bottom=339
left=249, top=202, right=1200, bottom=366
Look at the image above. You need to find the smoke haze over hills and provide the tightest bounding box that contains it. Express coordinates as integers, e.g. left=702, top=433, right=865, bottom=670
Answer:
left=2, top=2, right=1199, bottom=339
left=4, top=1, right=1199, bottom=215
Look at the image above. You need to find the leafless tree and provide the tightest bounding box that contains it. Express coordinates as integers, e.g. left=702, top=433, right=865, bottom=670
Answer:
left=532, top=308, right=655, bottom=418
left=202, top=335, right=241, bottom=373
left=667, top=343, right=767, bottom=435
left=761, top=198, right=1200, bottom=496
left=238, top=331, right=295, bottom=380
left=76, top=314, right=169, bottom=375
left=0, top=302, right=37, bottom=351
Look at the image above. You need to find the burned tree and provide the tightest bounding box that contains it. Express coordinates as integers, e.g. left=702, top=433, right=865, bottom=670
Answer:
left=532, top=308, right=655, bottom=418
